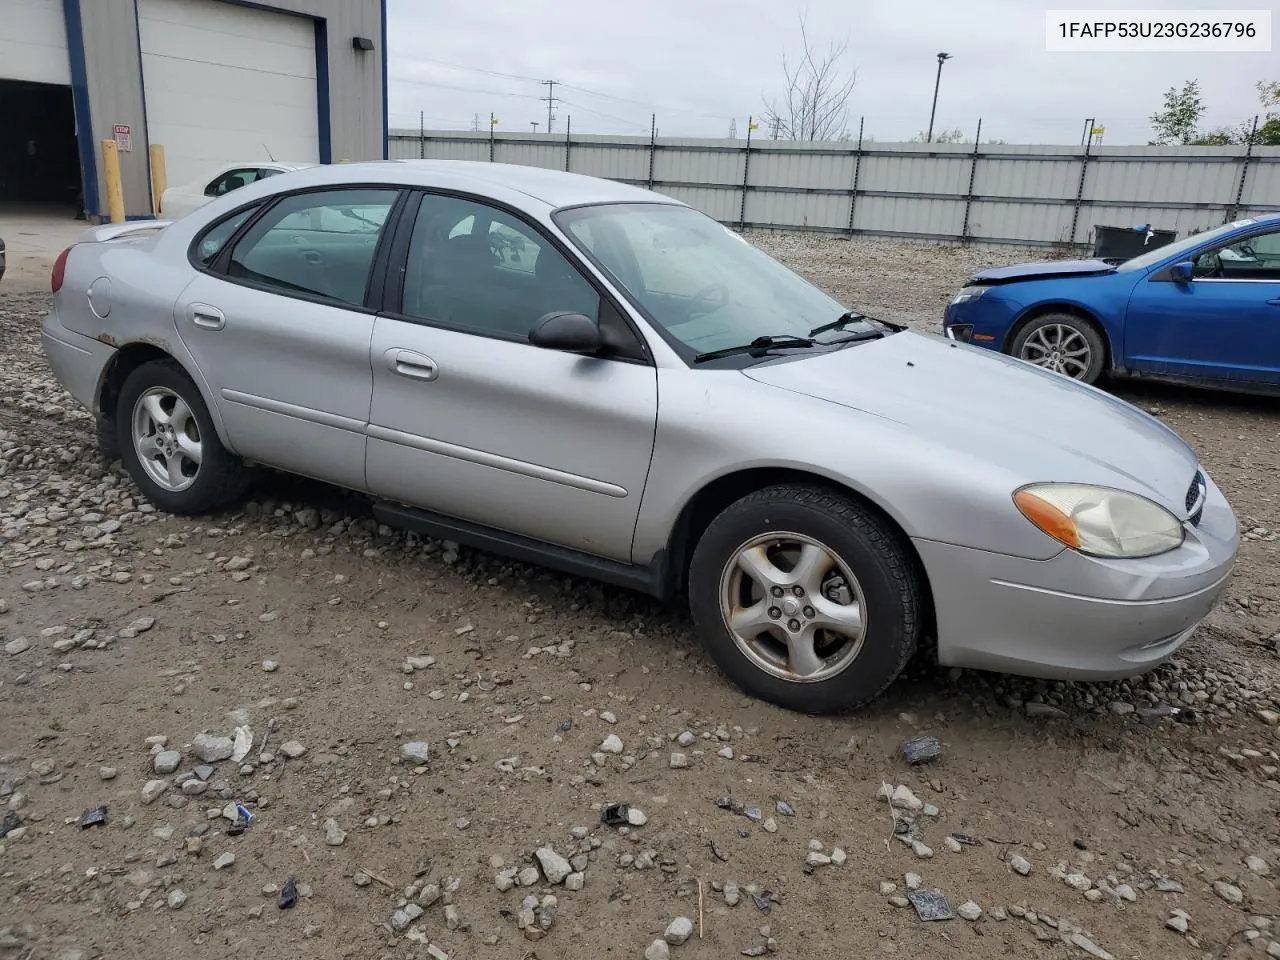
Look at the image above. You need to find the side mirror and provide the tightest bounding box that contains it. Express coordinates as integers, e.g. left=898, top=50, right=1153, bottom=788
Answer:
left=1169, top=260, right=1194, bottom=283
left=528, top=311, right=603, bottom=355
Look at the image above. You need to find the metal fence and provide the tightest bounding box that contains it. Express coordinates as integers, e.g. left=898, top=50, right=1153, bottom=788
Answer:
left=388, top=125, right=1279, bottom=248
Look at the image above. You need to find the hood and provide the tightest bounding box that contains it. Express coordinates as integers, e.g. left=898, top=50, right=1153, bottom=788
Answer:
left=970, top=258, right=1116, bottom=283
left=743, top=331, right=1199, bottom=510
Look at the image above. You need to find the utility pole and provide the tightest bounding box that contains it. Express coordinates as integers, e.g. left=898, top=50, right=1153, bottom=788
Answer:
left=540, top=80, right=559, bottom=134
left=728, top=118, right=738, bottom=139
left=471, top=113, right=480, bottom=132
left=926, top=52, right=952, bottom=143
left=531, top=122, right=539, bottom=133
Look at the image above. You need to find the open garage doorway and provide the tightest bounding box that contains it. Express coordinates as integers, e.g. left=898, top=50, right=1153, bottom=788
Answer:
left=0, top=79, right=83, bottom=217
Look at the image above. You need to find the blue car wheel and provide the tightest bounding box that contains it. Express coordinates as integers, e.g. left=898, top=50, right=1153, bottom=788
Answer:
left=1009, top=313, right=1107, bottom=385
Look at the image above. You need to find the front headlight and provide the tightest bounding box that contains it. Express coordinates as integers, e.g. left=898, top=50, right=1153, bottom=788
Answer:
left=950, top=285, right=990, bottom=305
left=1013, top=483, right=1185, bottom=558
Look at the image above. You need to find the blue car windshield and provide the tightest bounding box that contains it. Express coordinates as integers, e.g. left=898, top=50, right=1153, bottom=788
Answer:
left=1115, top=218, right=1260, bottom=272
left=552, top=202, right=877, bottom=356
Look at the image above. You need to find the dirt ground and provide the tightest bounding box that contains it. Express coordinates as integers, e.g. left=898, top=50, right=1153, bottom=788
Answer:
left=1, top=230, right=1278, bottom=960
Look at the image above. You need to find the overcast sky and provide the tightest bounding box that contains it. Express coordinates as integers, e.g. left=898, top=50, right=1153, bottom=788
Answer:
left=385, top=0, right=1275, bottom=144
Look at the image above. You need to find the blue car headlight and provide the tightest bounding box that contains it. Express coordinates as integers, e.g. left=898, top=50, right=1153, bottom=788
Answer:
left=950, top=285, right=990, bottom=305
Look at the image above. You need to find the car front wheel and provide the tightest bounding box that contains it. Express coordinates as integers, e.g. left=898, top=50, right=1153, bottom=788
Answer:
left=688, top=483, right=924, bottom=714
left=1009, top=312, right=1106, bottom=384
left=116, top=359, right=251, bottom=515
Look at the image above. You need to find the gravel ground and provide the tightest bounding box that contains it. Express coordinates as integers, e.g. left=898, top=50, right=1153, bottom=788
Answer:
left=1, top=234, right=1278, bottom=960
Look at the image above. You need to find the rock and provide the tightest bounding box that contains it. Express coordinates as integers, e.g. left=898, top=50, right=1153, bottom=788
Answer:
left=944, top=836, right=963, bottom=853
left=1213, top=880, right=1244, bottom=904
left=645, top=940, right=670, bottom=960
left=1009, top=854, right=1032, bottom=876
left=262, top=660, right=279, bottom=672
left=1026, top=702, right=1067, bottom=718
left=99, top=766, right=117, bottom=780
left=153, top=750, right=181, bottom=775
left=1064, top=873, right=1091, bottom=891
left=405, top=655, right=435, bottom=671
left=890, top=785, right=923, bottom=811
left=140, top=780, right=167, bottom=805
left=1108, top=701, right=1135, bottom=715
left=213, top=852, right=235, bottom=870
left=677, top=731, right=696, bottom=747
left=391, top=904, right=424, bottom=932
left=724, top=883, right=741, bottom=906
left=1246, top=855, right=1271, bottom=876
left=167, top=889, right=187, bottom=910
left=401, top=741, right=430, bottom=763
left=762, top=817, right=777, bottom=834
left=664, top=917, right=694, bottom=945
left=669, top=753, right=689, bottom=769
left=191, top=733, right=235, bottom=763
left=517, top=866, right=540, bottom=887
left=4, top=638, right=30, bottom=656
left=627, top=807, right=648, bottom=826
left=444, top=904, right=461, bottom=930
left=806, top=851, right=831, bottom=866
left=879, top=881, right=897, bottom=895
left=889, top=896, right=910, bottom=908
left=279, top=740, right=306, bottom=759
left=600, top=734, right=623, bottom=754
left=324, top=818, right=346, bottom=846
left=565, top=872, right=585, bottom=891
left=1166, top=913, right=1189, bottom=934
left=718, top=746, right=734, bottom=759
left=831, top=848, right=847, bottom=865
left=536, top=846, right=572, bottom=884
left=1113, top=884, right=1136, bottom=902
left=1068, top=933, right=1114, bottom=959
left=600, top=710, right=617, bottom=724
left=905, top=873, right=922, bottom=890
left=910, top=840, right=934, bottom=859
left=418, top=883, right=440, bottom=907
left=957, top=901, right=982, bottom=921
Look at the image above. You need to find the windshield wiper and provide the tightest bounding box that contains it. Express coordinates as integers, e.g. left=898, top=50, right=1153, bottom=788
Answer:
left=693, top=334, right=817, bottom=363
left=808, top=310, right=868, bottom=337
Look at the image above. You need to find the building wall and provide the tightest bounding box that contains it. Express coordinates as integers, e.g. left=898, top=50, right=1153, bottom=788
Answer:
left=66, top=0, right=385, bottom=220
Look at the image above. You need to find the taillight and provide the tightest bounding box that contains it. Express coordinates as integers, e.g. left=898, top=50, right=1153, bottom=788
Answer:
left=51, top=246, right=72, bottom=293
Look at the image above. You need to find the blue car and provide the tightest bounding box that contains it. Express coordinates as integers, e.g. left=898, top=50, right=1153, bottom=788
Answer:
left=943, top=214, right=1280, bottom=393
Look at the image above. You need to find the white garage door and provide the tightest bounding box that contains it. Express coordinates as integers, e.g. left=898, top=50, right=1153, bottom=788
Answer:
left=138, top=0, right=320, bottom=190
left=0, top=0, right=71, bottom=86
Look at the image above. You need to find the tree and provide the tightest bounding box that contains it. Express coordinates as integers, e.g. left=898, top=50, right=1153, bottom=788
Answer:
left=1187, top=78, right=1280, bottom=145
left=910, top=127, right=965, bottom=143
left=1148, top=80, right=1204, bottom=145
left=762, top=12, right=857, bottom=141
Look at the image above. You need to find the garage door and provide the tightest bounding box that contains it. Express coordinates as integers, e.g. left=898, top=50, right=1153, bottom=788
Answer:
left=0, top=0, right=71, bottom=86
left=137, top=0, right=320, bottom=190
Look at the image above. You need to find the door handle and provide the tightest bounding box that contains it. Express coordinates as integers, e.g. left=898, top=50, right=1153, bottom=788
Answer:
left=384, top=348, right=438, bottom=382
left=190, top=304, right=225, bottom=331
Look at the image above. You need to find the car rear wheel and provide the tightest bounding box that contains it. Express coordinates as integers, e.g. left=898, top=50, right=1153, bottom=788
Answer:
left=116, top=359, right=251, bottom=515
left=688, top=483, right=924, bottom=714
left=1010, top=313, right=1106, bottom=384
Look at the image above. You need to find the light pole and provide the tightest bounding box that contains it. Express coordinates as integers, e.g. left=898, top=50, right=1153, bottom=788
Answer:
left=926, top=52, right=952, bottom=143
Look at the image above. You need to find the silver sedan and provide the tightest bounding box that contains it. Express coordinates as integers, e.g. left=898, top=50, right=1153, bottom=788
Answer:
left=39, top=160, right=1239, bottom=713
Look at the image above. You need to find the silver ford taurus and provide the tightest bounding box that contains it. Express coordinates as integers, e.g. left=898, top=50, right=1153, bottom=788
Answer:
left=39, top=160, right=1238, bottom=713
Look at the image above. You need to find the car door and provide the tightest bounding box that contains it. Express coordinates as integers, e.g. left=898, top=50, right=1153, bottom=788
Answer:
left=174, top=186, right=404, bottom=490
left=365, top=191, right=659, bottom=562
left=1124, top=224, right=1280, bottom=385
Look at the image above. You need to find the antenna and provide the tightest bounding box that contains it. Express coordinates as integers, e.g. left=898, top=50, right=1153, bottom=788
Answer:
left=263, top=143, right=276, bottom=161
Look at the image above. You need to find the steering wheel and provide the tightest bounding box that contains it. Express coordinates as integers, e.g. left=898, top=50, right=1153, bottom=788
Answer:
left=688, top=282, right=730, bottom=317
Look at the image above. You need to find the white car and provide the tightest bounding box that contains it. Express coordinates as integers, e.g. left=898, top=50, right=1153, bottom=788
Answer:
left=159, top=161, right=313, bottom=219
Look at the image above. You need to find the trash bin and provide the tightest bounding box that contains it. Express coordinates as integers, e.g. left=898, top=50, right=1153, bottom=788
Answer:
left=1092, top=224, right=1177, bottom=262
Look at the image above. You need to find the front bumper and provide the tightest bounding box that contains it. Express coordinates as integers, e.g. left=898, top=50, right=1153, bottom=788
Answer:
left=40, top=308, right=116, bottom=413
left=915, top=473, right=1238, bottom=681
left=943, top=294, right=1022, bottom=351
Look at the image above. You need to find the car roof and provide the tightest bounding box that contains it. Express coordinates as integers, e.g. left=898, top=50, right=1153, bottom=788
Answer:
left=259, top=159, right=682, bottom=210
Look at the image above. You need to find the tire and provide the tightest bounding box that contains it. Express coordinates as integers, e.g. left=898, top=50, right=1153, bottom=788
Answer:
left=1009, top=312, right=1106, bottom=384
left=688, top=483, right=924, bottom=714
left=95, top=415, right=120, bottom=462
left=115, top=359, right=251, bottom=515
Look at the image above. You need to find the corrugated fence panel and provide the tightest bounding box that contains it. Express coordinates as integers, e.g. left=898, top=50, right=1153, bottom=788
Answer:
left=388, top=131, right=1278, bottom=246
left=746, top=191, right=849, bottom=230
left=655, top=145, right=743, bottom=187
left=965, top=201, right=1075, bottom=245
left=659, top=185, right=739, bottom=222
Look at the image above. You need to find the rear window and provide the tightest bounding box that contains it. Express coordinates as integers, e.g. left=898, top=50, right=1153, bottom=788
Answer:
left=195, top=204, right=261, bottom=266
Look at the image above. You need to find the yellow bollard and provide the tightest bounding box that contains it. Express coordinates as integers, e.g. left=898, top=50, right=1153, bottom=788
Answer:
left=150, top=143, right=166, bottom=218
left=101, top=139, right=125, bottom=224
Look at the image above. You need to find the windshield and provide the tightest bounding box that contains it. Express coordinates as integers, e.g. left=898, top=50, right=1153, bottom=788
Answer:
left=552, top=203, right=876, bottom=358
left=1116, top=218, right=1258, bottom=272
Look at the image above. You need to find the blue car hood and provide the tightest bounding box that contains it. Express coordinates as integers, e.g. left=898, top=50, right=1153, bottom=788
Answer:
left=971, top=258, right=1116, bottom=282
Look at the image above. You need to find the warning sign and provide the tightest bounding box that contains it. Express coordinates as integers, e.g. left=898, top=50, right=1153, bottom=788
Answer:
left=113, top=124, right=132, bottom=152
